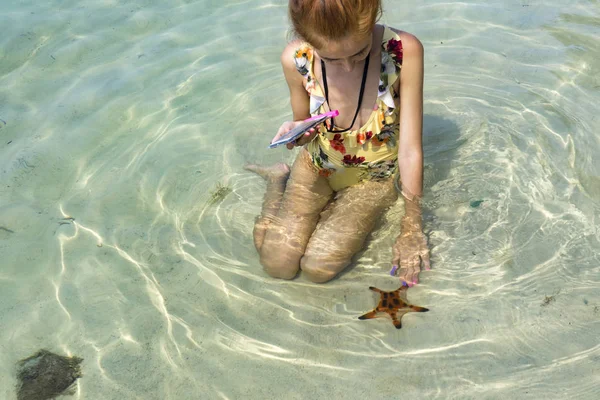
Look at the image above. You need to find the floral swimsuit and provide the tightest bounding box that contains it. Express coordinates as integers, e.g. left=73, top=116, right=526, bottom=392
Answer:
left=294, top=25, right=403, bottom=191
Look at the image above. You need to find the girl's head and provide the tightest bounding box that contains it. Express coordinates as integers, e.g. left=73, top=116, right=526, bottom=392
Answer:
left=288, top=0, right=382, bottom=50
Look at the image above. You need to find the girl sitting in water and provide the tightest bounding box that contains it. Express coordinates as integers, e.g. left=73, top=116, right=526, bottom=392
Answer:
left=245, top=0, right=429, bottom=287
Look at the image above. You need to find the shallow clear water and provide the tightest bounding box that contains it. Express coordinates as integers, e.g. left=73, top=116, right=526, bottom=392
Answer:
left=1, top=0, right=599, bottom=399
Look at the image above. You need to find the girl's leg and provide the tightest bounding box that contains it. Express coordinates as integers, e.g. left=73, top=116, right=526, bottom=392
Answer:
left=247, top=150, right=334, bottom=279
left=243, top=163, right=290, bottom=251
left=300, top=178, right=398, bottom=283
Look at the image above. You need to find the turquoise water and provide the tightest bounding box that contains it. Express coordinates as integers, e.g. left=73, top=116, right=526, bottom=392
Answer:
left=1, top=0, right=599, bottom=398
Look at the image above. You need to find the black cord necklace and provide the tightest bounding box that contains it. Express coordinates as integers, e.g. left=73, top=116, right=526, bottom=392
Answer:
left=321, top=53, right=370, bottom=133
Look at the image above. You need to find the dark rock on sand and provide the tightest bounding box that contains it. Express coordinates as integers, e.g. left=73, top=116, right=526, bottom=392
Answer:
left=16, top=349, right=83, bottom=400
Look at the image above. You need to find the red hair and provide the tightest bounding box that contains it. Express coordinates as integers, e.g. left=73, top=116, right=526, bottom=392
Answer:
left=289, top=0, right=382, bottom=47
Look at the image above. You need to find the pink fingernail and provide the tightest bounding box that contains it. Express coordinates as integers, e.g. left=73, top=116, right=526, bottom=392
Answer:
left=413, top=280, right=418, bottom=285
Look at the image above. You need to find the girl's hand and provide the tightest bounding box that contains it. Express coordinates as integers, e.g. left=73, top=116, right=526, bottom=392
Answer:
left=391, top=228, right=430, bottom=287
left=271, top=120, right=319, bottom=150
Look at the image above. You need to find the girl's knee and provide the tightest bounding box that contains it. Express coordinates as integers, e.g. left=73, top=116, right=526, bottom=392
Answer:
left=252, top=220, right=267, bottom=252
left=259, top=249, right=301, bottom=280
left=300, top=255, right=347, bottom=283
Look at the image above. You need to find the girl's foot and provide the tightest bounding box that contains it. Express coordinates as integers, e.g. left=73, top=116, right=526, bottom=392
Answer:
left=244, top=163, right=290, bottom=181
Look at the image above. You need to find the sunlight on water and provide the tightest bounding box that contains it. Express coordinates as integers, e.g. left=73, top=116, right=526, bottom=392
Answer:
left=1, top=0, right=599, bottom=399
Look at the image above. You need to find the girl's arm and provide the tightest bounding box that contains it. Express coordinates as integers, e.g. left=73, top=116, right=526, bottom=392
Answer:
left=397, top=32, right=424, bottom=202
left=272, top=42, right=319, bottom=148
left=391, top=31, right=430, bottom=286
left=281, top=42, right=312, bottom=121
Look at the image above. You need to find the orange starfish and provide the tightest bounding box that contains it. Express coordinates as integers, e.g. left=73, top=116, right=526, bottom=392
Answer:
left=358, top=286, right=429, bottom=329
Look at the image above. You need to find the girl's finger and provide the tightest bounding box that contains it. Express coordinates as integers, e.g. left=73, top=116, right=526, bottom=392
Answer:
left=421, top=250, right=431, bottom=271
left=298, top=128, right=316, bottom=144
left=391, top=249, right=400, bottom=270
left=398, top=273, right=409, bottom=287
left=405, top=257, right=420, bottom=286
left=398, top=271, right=411, bottom=287
left=275, top=125, right=290, bottom=138
left=397, top=262, right=411, bottom=286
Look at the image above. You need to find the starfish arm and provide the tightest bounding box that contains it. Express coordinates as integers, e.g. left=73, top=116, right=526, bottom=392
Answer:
left=369, top=287, right=383, bottom=293
left=390, top=311, right=402, bottom=329
left=358, top=310, right=378, bottom=320
left=396, top=309, right=416, bottom=329
left=410, top=305, right=429, bottom=312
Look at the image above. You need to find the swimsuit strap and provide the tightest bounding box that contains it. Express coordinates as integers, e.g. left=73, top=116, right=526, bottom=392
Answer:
left=321, top=53, right=370, bottom=133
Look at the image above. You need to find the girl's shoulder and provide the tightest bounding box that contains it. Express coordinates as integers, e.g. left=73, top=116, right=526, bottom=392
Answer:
left=282, top=39, right=308, bottom=57
left=281, top=39, right=315, bottom=78
left=382, top=26, right=423, bottom=59
left=379, top=26, right=423, bottom=93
